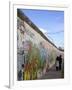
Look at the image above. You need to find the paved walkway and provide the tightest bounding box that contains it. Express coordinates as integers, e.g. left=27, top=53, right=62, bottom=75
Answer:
left=39, top=65, right=64, bottom=79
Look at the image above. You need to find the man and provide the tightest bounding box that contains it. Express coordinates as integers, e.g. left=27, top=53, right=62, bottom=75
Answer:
left=59, top=55, right=62, bottom=70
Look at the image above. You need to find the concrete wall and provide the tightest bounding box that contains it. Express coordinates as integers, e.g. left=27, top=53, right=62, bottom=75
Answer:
left=17, top=17, right=64, bottom=72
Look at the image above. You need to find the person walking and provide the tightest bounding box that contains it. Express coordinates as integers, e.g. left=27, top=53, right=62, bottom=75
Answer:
left=59, top=55, right=62, bottom=70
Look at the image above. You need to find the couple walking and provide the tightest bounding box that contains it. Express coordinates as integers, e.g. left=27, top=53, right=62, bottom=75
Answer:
left=56, top=55, right=62, bottom=71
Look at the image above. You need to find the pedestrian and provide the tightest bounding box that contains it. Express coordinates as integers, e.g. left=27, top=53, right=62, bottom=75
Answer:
left=56, top=56, right=59, bottom=71
left=59, top=55, right=62, bottom=70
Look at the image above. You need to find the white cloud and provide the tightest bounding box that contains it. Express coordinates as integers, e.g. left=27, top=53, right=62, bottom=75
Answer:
left=39, top=28, right=48, bottom=34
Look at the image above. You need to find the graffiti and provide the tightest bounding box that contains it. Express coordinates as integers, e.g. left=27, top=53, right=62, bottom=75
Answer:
left=25, top=28, right=35, bottom=39
left=17, top=18, right=25, bottom=33
left=17, top=38, right=57, bottom=80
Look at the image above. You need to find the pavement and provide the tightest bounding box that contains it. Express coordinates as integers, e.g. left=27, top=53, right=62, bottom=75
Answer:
left=39, top=65, right=64, bottom=79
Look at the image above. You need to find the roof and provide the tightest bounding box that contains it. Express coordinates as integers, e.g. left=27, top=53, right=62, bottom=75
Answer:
left=17, top=9, right=64, bottom=52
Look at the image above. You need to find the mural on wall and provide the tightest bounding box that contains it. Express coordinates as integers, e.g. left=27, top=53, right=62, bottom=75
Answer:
left=17, top=9, right=64, bottom=80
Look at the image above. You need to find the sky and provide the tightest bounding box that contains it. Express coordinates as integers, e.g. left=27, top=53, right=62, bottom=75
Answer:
left=21, top=9, right=64, bottom=48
